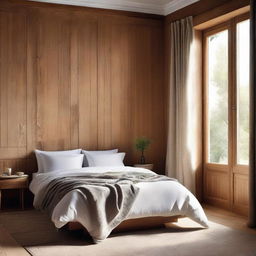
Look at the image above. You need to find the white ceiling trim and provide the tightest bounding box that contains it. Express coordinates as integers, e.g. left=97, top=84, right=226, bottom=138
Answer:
left=163, top=0, right=199, bottom=15
left=29, top=0, right=164, bottom=15
left=28, top=0, right=199, bottom=15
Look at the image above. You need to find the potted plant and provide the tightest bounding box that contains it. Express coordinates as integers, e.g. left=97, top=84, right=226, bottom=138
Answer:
left=134, top=137, right=153, bottom=170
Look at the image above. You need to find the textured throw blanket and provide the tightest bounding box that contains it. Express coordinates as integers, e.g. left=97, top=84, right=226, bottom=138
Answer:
left=34, top=171, right=175, bottom=243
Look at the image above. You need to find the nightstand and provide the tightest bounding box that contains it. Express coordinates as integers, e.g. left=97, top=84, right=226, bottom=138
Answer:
left=0, top=175, right=29, bottom=210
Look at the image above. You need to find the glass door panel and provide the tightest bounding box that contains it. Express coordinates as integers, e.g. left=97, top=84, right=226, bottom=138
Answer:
left=207, top=30, right=229, bottom=164
left=236, top=19, right=250, bottom=165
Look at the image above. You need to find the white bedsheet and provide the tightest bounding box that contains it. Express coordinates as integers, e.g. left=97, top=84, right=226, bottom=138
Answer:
left=30, top=166, right=209, bottom=230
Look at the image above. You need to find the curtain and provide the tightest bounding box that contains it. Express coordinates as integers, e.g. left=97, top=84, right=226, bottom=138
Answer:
left=166, top=16, right=202, bottom=194
left=248, top=0, right=256, bottom=228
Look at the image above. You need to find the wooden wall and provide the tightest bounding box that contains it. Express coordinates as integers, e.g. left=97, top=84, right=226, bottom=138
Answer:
left=0, top=1, right=166, bottom=175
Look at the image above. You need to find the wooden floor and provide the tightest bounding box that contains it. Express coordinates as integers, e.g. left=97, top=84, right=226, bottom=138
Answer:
left=0, top=205, right=255, bottom=256
left=203, top=204, right=256, bottom=235
left=0, top=224, right=29, bottom=256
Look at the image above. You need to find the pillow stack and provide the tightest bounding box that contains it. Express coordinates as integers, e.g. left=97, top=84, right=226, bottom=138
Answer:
left=35, top=148, right=125, bottom=173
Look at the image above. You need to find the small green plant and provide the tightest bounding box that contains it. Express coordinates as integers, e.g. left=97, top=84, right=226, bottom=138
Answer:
left=135, top=137, right=151, bottom=164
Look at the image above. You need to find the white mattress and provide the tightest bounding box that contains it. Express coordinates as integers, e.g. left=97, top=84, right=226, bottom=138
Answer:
left=30, top=166, right=209, bottom=230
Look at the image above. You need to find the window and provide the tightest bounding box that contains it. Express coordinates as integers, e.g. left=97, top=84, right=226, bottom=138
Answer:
left=236, top=19, right=250, bottom=165
left=207, top=30, right=229, bottom=164
left=204, top=15, right=250, bottom=170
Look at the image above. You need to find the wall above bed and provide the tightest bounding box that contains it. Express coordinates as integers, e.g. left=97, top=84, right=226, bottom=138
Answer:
left=0, top=0, right=166, bottom=174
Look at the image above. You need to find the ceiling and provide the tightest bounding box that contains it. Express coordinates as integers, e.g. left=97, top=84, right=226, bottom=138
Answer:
left=29, top=0, right=199, bottom=15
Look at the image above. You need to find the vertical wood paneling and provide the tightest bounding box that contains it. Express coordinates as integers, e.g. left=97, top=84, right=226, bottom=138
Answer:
left=0, top=159, right=34, bottom=175
left=0, top=11, right=27, bottom=158
left=73, top=14, right=98, bottom=149
left=0, top=3, right=166, bottom=177
left=109, top=22, right=133, bottom=154
left=98, top=19, right=113, bottom=148
left=205, top=170, right=229, bottom=200
left=35, top=11, right=72, bottom=150
left=233, top=173, right=249, bottom=215
left=204, top=170, right=230, bottom=209
left=150, top=26, right=166, bottom=171
left=70, top=15, right=79, bottom=150
left=98, top=20, right=134, bottom=155
left=27, top=10, right=38, bottom=157
left=132, top=25, right=152, bottom=165
left=98, top=18, right=165, bottom=171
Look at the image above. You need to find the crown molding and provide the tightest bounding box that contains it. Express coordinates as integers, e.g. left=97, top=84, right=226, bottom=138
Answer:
left=28, top=0, right=164, bottom=15
left=163, top=0, right=199, bottom=15
left=28, top=0, right=199, bottom=15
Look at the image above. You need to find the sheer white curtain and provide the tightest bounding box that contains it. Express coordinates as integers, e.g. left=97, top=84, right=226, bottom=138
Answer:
left=166, top=16, right=202, bottom=194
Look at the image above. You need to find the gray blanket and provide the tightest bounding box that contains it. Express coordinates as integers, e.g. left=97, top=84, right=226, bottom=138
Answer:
left=34, top=171, right=175, bottom=242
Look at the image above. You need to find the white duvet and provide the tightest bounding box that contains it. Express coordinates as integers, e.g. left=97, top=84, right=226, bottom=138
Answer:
left=30, top=166, right=209, bottom=232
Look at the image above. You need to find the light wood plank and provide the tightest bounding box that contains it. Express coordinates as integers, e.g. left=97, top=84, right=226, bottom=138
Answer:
left=74, top=14, right=98, bottom=150
left=98, top=18, right=165, bottom=171
left=35, top=10, right=72, bottom=150
left=0, top=11, right=27, bottom=149
left=0, top=225, right=29, bottom=256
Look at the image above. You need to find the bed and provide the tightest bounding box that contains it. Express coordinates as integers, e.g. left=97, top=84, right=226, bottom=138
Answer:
left=30, top=165, right=209, bottom=243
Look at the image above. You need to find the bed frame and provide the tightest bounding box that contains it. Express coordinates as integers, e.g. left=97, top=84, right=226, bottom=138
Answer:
left=67, top=215, right=181, bottom=233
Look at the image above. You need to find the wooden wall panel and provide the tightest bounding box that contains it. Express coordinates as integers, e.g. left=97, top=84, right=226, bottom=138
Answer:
left=151, top=26, right=166, bottom=170
left=35, top=11, right=72, bottom=151
left=98, top=20, right=136, bottom=163
left=97, top=19, right=112, bottom=149
left=98, top=18, right=165, bottom=171
left=0, top=159, right=27, bottom=173
left=132, top=25, right=153, bottom=163
left=132, top=25, right=165, bottom=171
left=0, top=158, right=37, bottom=175
left=0, top=1, right=166, bottom=177
left=0, top=11, right=27, bottom=159
left=204, top=170, right=230, bottom=208
left=72, top=14, right=98, bottom=149
left=108, top=22, right=133, bottom=154
left=233, top=173, right=249, bottom=215
left=26, top=10, right=38, bottom=157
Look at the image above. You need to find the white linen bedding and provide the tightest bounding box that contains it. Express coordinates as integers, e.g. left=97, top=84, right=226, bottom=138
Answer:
left=30, top=166, right=209, bottom=233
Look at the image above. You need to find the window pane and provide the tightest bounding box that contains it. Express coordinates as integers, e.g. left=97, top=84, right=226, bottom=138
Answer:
left=237, top=20, right=250, bottom=165
left=207, top=30, right=229, bottom=164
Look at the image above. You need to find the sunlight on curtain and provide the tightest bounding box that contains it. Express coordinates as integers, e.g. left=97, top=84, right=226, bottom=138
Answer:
left=166, top=16, right=201, bottom=194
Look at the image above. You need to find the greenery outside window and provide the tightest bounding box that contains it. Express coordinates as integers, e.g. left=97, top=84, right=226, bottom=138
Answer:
left=203, top=14, right=250, bottom=172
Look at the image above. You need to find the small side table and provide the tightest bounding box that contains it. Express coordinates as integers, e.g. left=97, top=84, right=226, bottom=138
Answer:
left=0, top=175, right=29, bottom=210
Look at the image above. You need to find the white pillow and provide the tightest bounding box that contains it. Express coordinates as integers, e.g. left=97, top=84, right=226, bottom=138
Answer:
left=35, top=149, right=81, bottom=172
left=87, top=152, right=125, bottom=167
left=82, top=149, right=118, bottom=167
left=39, top=154, right=84, bottom=173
